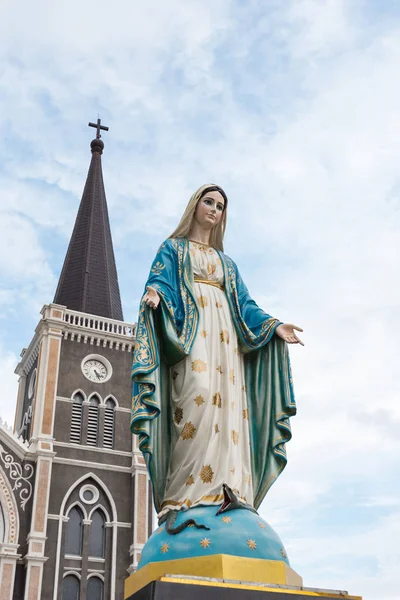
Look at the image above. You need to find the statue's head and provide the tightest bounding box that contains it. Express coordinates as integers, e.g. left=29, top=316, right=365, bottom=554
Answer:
left=169, top=184, right=228, bottom=251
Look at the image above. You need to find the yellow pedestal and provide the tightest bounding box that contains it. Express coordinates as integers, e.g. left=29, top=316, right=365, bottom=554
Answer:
left=124, top=554, right=303, bottom=598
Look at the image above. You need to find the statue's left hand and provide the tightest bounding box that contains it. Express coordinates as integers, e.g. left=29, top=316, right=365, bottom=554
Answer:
left=275, top=323, right=304, bottom=346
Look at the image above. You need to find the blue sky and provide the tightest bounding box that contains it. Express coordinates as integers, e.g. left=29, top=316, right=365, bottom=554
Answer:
left=1, top=1, right=399, bottom=598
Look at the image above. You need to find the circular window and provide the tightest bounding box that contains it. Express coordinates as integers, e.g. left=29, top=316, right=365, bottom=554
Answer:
left=79, top=485, right=99, bottom=505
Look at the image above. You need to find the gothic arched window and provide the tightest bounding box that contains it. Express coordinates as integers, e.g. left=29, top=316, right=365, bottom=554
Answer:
left=103, top=398, right=116, bottom=449
left=87, top=576, right=104, bottom=600
left=70, top=392, right=84, bottom=444
left=62, top=574, right=80, bottom=600
left=65, top=507, right=83, bottom=556
left=87, top=395, right=100, bottom=446
left=89, top=509, right=106, bottom=558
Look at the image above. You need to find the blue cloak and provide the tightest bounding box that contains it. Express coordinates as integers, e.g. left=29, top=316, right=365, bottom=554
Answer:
left=131, top=237, right=296, bottom=513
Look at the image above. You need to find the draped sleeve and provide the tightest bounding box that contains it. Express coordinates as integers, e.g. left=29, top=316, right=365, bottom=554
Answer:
left=131, top=238, right=199, bottom=512
left=220, top=252, right=296, bottom=509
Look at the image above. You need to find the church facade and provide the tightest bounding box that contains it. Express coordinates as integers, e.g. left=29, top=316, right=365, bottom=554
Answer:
left=0, top=126, right=153, bottom=600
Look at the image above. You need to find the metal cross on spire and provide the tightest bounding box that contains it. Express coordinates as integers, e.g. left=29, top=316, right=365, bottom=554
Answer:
left=88, top=117, right=109, bottom=139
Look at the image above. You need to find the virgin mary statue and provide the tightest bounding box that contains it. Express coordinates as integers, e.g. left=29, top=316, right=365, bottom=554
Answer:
left=131, top=184, right=302, bottom=525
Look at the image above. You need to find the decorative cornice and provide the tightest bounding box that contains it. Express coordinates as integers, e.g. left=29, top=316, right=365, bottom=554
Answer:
left=0, top=423, right=29, bottom=460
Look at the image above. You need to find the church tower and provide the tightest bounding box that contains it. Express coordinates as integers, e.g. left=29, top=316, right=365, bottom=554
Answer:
left=0, top=122, right=153, bottom=600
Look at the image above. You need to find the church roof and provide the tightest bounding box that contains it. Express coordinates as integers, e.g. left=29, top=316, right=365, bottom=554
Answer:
left=53, top=133, right=124, bottom=321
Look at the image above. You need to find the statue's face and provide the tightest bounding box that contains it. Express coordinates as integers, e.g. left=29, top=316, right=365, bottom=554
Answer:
left=194, top=190, right=225, bottom=230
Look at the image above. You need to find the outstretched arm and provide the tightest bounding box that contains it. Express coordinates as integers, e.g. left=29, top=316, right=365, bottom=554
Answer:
left=275, top=323, right=304, bottom=345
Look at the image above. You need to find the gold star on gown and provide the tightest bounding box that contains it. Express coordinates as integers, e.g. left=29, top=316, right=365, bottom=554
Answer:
left=212, top=392, right=222, bottom=408
left=200, top=538, right=211, bottom=548
left=192, top=359, right=207, bottom=373
left=199, top=465, right=214, bottom=483
left=194, top=395, right=205, bottom=406
left=220, top=329, right=230, bottom=343
left=247, top=539, right=257, bottom=550
left=186, top=474, right=195, bottom=486
left=161, top=543, right=169, bottom=554
left=181, top=422, right=196, bottom=440
left=174, top=407, right=183, bottom=424
left=222, top=516, right=232, bottom=523
left=197, top=295, right=208, bottom=308
left=231, top=430, right=239, bottom=445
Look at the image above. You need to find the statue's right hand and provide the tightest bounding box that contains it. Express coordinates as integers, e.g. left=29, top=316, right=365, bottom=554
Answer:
left=143, top=286, right=161, bottom=310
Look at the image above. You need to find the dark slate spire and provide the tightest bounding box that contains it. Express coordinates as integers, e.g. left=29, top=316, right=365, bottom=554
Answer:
left=53, top=123, right=124, bottom=321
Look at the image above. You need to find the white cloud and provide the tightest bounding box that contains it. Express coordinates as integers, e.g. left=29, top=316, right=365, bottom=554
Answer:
left=0, top=2, right=399, bottom=598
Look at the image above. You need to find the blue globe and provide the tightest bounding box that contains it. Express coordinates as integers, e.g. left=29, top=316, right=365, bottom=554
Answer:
left=138, top=505, right=289, bottom=570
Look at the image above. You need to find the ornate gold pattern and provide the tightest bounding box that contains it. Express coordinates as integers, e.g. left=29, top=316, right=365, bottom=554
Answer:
left=174, top=407, right=183, bottom=425
left=216, top=365, right=223, bottom=374
left=161, top=493, right=223, bottom=510
left=200, top=538, right=211, bottom=548
left=214, top=424, right=220, bottom=433
left=197, top=295, right=209, bottom=308
left=231, top=430, right=239, bottom=445
left=243, top=409, right=249, bottom=420
left=161, top=543, right=169, bottom=554
left=207, top=263, right=217, bottom=275
left=220, top=329, right=230, bottom=344
left=222, top=516, right=232, bottom=523
left=181, top=421, right=196, bottom=440
left=186, top=474, right=195, bottom=486
left=212, top=392, right=222, bottom=408
left=192, top=359, right=207, bottom=373
left=151, top=261, right=165, bottom=275
left=246, top=473, right=251, bottom=485
left=200, top=329, right=208, bottom=338
left=247, top=539, right=257, bottom=550
left=191, top=242, right=209, bottom=252
left=242, top=385, right=246, bottom=392
left=194, top=394, right=205, bottom=407
left=230, top=467, right=235, bottom=474
left=194, top=278, right=224, bottom=290
left=229, top=369, right=235, bottom=384
left=216, top=301, right=223, bottom=308
left=200, top=465, right=214, bottom=483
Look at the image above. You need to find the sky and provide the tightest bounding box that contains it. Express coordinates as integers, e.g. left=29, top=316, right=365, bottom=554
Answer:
left=0, top=0, right=399, bottom=598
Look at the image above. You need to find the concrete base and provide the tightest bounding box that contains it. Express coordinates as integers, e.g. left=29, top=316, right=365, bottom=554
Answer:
left=125, top=576, right=363, bottom=599
left=126, top=554, right=302, bottom=597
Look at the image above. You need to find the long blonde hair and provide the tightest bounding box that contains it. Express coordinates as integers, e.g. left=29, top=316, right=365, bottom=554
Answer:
left=169, top=184, right=228, bottom=252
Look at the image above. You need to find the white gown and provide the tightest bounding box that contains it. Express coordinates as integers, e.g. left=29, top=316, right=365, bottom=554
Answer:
left=159, top=241, right=253, bottom=517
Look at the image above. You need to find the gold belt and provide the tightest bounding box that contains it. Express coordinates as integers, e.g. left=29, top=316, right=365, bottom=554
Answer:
left=193, top=277, right=224, bottom=291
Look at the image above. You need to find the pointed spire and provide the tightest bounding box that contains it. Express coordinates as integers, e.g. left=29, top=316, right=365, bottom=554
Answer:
left=53, top=122, right=123, bottom=321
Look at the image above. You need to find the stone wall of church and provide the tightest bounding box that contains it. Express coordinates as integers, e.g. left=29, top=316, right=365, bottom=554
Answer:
left=39, top=334, right=136, bottom=600
left=56, top=338, right=133, bottom=408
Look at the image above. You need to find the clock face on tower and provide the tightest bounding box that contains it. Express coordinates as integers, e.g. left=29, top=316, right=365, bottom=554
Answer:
left=81, top=354, right=112, bottom=383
